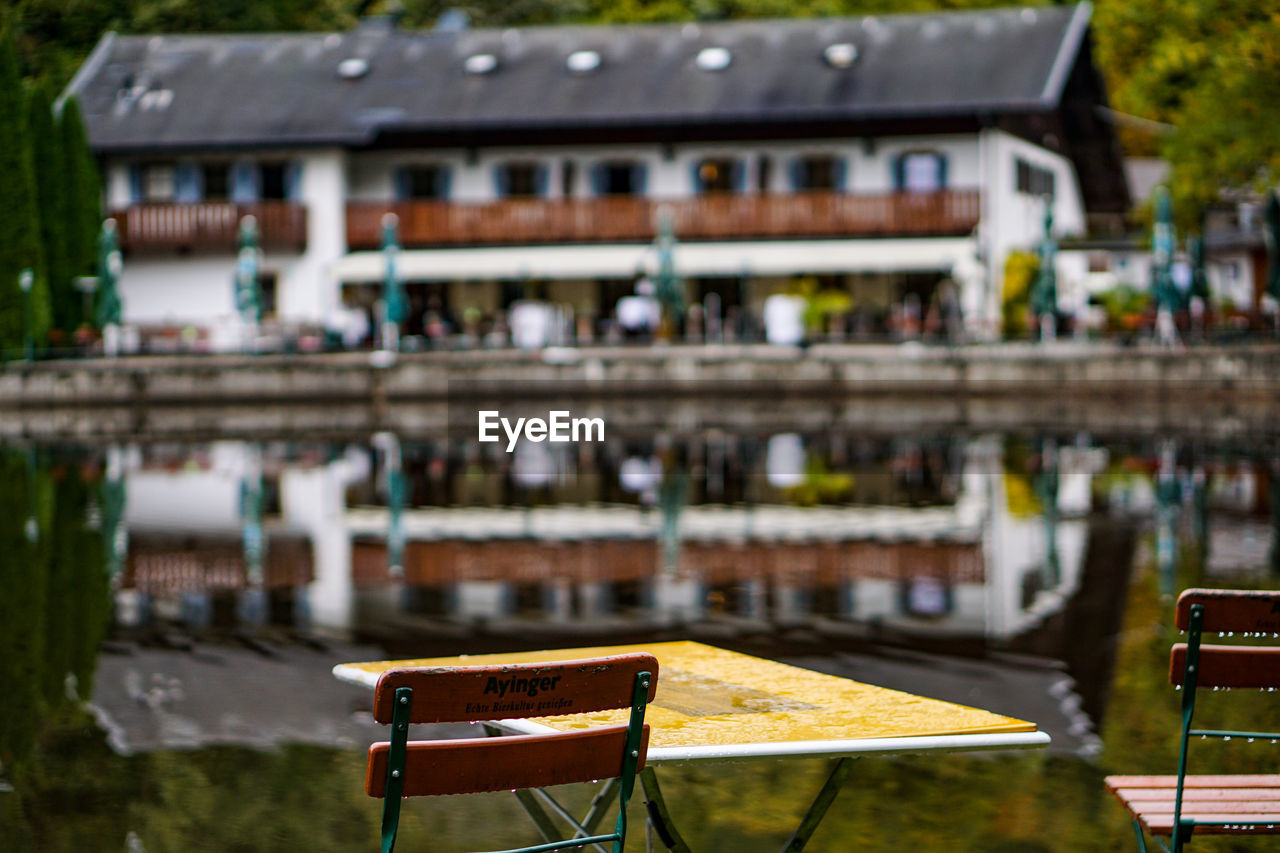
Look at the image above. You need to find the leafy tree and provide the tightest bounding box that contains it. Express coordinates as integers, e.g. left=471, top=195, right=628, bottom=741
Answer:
left=0, top=29, right=48, bottom=357
left=57, top=96, right=100, bottom=329
left=1093, top=0, right=1280, bottom=207
left=1000, top=250, right=1038, bottom=338
left=27, top=81, right=72, bottom=341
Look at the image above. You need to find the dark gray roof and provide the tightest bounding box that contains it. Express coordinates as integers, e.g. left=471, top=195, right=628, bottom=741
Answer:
left=69, top=4, right=1092, bottom=153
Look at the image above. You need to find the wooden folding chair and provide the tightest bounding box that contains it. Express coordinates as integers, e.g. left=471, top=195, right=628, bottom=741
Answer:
left=366, top=652, right=658, bottom=853
left=1105, top=588, right=1280, bottom=852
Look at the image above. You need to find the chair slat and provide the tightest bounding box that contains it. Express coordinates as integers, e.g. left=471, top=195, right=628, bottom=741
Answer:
left=1118, top=789, right=1280, bottom=802
left=1169, top=645, right=1280, bottom=689
left=1107, top=775, right=1280, bottom=789
left=366, top=724, right=650, bottom=798
left=373, top=652, right=658, bottom=724
left=1176, top=589, right=1280, bottom=633
left=1135, top=802, right=1280, bottom=814
left=1139, top=815, right=1280, bottom=835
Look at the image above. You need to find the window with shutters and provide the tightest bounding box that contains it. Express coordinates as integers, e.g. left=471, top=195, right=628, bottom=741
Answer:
left=142, top=162, right=176, bottom=202
left=1014, top=157, right=1055, bottom=199
left=202, top=164, right=230, bottom=201
left=498, top=162, right=543, bottom=198
left=757, top=156, right=772, bottom=193
left=695, top=158, right=738, bottom=193
left=900, top=152, right=945, bottom=193
left=260, top=162, right=288, bottom=200
left=561, top=160, right=576, bottom=197
left=598, top=161, right=642, bottom=196
left=404, top=165, right=447, bottom=199
left=794, top=155, right=842, bottom=190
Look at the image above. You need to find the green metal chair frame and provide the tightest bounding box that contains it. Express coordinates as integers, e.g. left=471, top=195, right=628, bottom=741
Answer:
left=1106, top=588, right=1280, bottom=853
left=365, top=652, right=658, bottom=853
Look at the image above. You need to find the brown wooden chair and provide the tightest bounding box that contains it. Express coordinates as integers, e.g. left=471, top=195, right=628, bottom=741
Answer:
left=1105, top=588, right=1280, bottom=852
left=366, top=652, right=658, bottom=853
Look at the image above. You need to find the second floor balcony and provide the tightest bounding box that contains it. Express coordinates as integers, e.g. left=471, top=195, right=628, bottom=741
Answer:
left=111, top=201, right=309, bottom=254
left=346, top=190, right=981, bottom=250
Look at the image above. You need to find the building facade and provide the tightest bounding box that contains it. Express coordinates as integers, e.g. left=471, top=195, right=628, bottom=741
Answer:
left=68, top=3, right=1128, bottom=346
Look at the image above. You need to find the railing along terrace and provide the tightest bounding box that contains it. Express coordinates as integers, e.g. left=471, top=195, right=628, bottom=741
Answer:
left=346, top=189, right=981, bottom=249
left=111, top=202, right=309, bottom=253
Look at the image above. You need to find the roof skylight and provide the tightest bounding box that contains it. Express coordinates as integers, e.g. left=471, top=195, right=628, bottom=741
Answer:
left=823, top=43, right=857, bottom=68
left=695, top=47, right=731, bottom=71
left=464, top=53, right=498, bottom=74
left=566, top=50, right=601, bottom=73
left=337, top=57, right=369, bottom=79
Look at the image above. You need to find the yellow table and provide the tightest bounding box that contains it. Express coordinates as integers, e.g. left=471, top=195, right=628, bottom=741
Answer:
left=335, top=641, right=1049, bottom=851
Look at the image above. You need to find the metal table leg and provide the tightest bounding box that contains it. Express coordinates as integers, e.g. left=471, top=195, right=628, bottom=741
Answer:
left=780, top=758, right=855, bottom=852
left=639, top=767, right=695, bottom=853
left=639, top=758, right=855, bottom=853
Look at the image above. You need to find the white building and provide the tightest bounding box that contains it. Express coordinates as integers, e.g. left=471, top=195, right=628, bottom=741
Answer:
left=66, top=3, right=1128, bottom=345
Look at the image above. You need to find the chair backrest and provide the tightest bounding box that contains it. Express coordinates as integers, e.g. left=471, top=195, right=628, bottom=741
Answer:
left=1164, top=589, right=1280, bottom=848
left=365, top=652, right=658, bottom=853
left=1170, top=589, right=1280, bottom=690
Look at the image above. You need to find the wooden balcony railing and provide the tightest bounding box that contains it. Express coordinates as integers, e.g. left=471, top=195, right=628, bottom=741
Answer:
left=346, top=190, right=980, bottom=249
left=111, top=202, right=308, bottom=253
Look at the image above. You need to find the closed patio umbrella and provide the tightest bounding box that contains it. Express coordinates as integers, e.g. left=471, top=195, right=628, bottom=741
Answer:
left=1030, top=201, right=1057, bottom=341
left=234, top=216, right=261, bottom=352
left=381, top=213, right=406, bottom=351
left=653, top=209, right=684, bottom=339
left=1152, top=187, right=1178, bottom=344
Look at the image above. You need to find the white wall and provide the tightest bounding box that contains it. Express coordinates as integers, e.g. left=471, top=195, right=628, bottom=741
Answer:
left=120, top=256, right=240, bottom=326
left=286, top=464, right=355, bottom=632
left=280, top=149, right=347, bottom=323
left=979, top=128, right=1089, bottom=336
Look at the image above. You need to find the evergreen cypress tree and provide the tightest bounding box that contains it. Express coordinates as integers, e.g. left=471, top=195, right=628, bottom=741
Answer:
left=0, top=30, right=49, bottom=356
left=29, top=82, right=71, bottom=342
left=58, top=96, right=101, bottom=329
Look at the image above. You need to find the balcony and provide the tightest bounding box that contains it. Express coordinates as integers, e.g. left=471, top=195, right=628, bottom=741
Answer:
left=111, top=202, right=308, bottom=253
left=346, top=190, right=980, bottom=250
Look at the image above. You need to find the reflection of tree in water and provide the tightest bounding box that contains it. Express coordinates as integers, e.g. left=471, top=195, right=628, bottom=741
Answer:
left=0, top=449, right=112, bottom=811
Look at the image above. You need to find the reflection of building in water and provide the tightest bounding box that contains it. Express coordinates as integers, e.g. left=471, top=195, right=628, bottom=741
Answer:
left=113, top=437, right=1102, bottom=642
left=344, top=436, right=1093, bottom=641
left=115, top=442, right=362, bottom=632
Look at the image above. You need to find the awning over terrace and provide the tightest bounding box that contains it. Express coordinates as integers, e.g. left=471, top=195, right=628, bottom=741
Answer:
left=331, top=238, right=976, bottom=283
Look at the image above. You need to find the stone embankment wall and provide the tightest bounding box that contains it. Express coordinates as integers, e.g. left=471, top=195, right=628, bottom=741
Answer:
left=3, top=343, right=1280, bottom=408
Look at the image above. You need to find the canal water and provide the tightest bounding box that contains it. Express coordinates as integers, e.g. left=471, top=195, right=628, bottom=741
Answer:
left=1, top=400, right=1277, bottom=851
